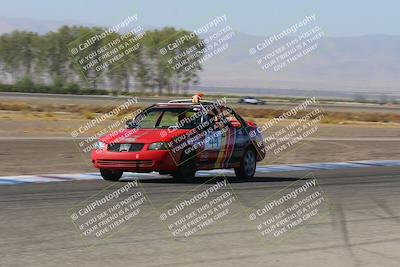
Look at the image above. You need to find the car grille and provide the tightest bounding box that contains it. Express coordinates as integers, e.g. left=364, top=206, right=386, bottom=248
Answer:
left=107, top=143, right=144, bottom=152
left=97, top=160, right=154, bottom=168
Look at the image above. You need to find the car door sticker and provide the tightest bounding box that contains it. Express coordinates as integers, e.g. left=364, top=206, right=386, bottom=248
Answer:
left=215, top=126, right=236, bottom=168
left=204, top=130, right=222, bottom=150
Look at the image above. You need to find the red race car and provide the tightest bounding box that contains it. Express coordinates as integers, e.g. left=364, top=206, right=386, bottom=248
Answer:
left=91, top=98, right=266, bottom=182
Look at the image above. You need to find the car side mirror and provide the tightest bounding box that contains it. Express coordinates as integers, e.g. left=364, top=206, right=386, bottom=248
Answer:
left=247, top=121, right=257, bottom=127
left=125, top=119, right=133, bottom=128
left=230, top=120, right=242, bottom=128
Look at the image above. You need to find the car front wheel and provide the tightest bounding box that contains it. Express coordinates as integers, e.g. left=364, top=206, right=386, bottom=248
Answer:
left=172, top=151, right=196, bottom=182
left=100, top=169, right=123, bottom=181
left=235, top=148, right=256, bottom=179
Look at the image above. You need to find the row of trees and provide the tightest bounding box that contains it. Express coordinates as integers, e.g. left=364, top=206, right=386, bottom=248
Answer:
left=0, top=26, right=204, bottom=95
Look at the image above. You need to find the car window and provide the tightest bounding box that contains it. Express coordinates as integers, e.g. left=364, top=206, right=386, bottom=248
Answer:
left=136, top=111, right=163, bottom=128
left=221, top=108, right=243, bottom=128
left=134, top=108, right=201, bottom=129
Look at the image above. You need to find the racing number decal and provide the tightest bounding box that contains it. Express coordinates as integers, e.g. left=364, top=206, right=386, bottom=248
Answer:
left=214, top=126, right=236, bottom=168
left=204, top=130, right=222, bottom=150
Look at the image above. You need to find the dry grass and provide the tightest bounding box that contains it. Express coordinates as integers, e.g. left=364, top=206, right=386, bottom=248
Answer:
left=235, top=107, right=400, bottom=124
left=0, top=101, right=141, bottom=115
left=1, top=101, right=399, bottom=124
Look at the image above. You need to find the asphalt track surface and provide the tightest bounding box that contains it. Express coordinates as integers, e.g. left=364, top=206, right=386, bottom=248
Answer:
left=1, top=166, right=400, bottom=267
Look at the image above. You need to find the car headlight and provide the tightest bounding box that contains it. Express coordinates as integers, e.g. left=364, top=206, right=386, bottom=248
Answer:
left=148, top=142, right=168, bottom=150
left=94, top=140, right=107, bottom=150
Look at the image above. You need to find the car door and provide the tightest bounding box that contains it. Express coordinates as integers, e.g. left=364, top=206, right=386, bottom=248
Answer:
left=221, top=108, right=248, bottom=165
left=208, top=107, right=240, bottom=168
left=197, top=111, right=222, bottom=167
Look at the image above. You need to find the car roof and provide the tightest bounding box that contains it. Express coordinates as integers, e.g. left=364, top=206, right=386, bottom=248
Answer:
left=153, top=99, right=226, bottom=109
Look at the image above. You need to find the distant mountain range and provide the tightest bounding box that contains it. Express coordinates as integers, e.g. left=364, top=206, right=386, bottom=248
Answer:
left=0, top=16, right=84, bottom=34
left=1, top=16, right=399, bottom=96
left=198, top=32, right=400, bottom=95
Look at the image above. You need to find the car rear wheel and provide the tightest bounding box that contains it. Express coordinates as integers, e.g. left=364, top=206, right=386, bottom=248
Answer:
left=100, top=169, right=123, bottom=181
left=172, top=151, right=196, bottom=182
left=235, top=148, right=256, bottom=179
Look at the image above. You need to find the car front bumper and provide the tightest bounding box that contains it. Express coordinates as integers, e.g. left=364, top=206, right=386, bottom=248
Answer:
left=91, top=149, right=178, bottom=172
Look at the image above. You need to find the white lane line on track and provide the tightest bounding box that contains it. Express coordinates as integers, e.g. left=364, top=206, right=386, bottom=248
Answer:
left=0, top=160, right=399, bottom=186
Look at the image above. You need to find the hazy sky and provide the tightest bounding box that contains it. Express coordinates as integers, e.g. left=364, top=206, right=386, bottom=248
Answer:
left=1, top=0, right=399, bottom=37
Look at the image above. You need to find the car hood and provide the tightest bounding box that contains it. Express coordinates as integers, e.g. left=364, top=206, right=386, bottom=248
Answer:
left=99, top=128, right=190, bottom=144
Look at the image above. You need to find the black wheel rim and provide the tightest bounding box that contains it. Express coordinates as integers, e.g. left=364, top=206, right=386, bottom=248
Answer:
left=244, top=150, right=256, bottom=176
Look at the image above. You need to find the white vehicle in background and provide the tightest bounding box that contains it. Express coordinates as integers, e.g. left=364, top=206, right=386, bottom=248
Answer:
left=238, top=96, right=266, bottom=105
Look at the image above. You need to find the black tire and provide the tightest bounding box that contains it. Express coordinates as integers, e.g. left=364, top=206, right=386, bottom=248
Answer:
left=172, top=151, right=196, bottom=182
left=100, top=169, right=123, bottom=181
left=234, top=148, right=256, bottom=179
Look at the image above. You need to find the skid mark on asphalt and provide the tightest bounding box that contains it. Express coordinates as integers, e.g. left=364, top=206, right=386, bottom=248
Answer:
left=373, top=198, right=400, bottom=224
left=0, top=160, right=399, bottom=185
left=336, top=199, right=361, bottom=266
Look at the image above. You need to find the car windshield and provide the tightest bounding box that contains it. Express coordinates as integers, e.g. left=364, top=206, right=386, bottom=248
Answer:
left=130, top=107, right=207, bottom=129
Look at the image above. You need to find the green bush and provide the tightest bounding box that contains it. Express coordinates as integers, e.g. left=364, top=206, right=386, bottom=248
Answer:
left=15, top=77, right=35, bottom=92
left=66, top=82, right=80, bottom=94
